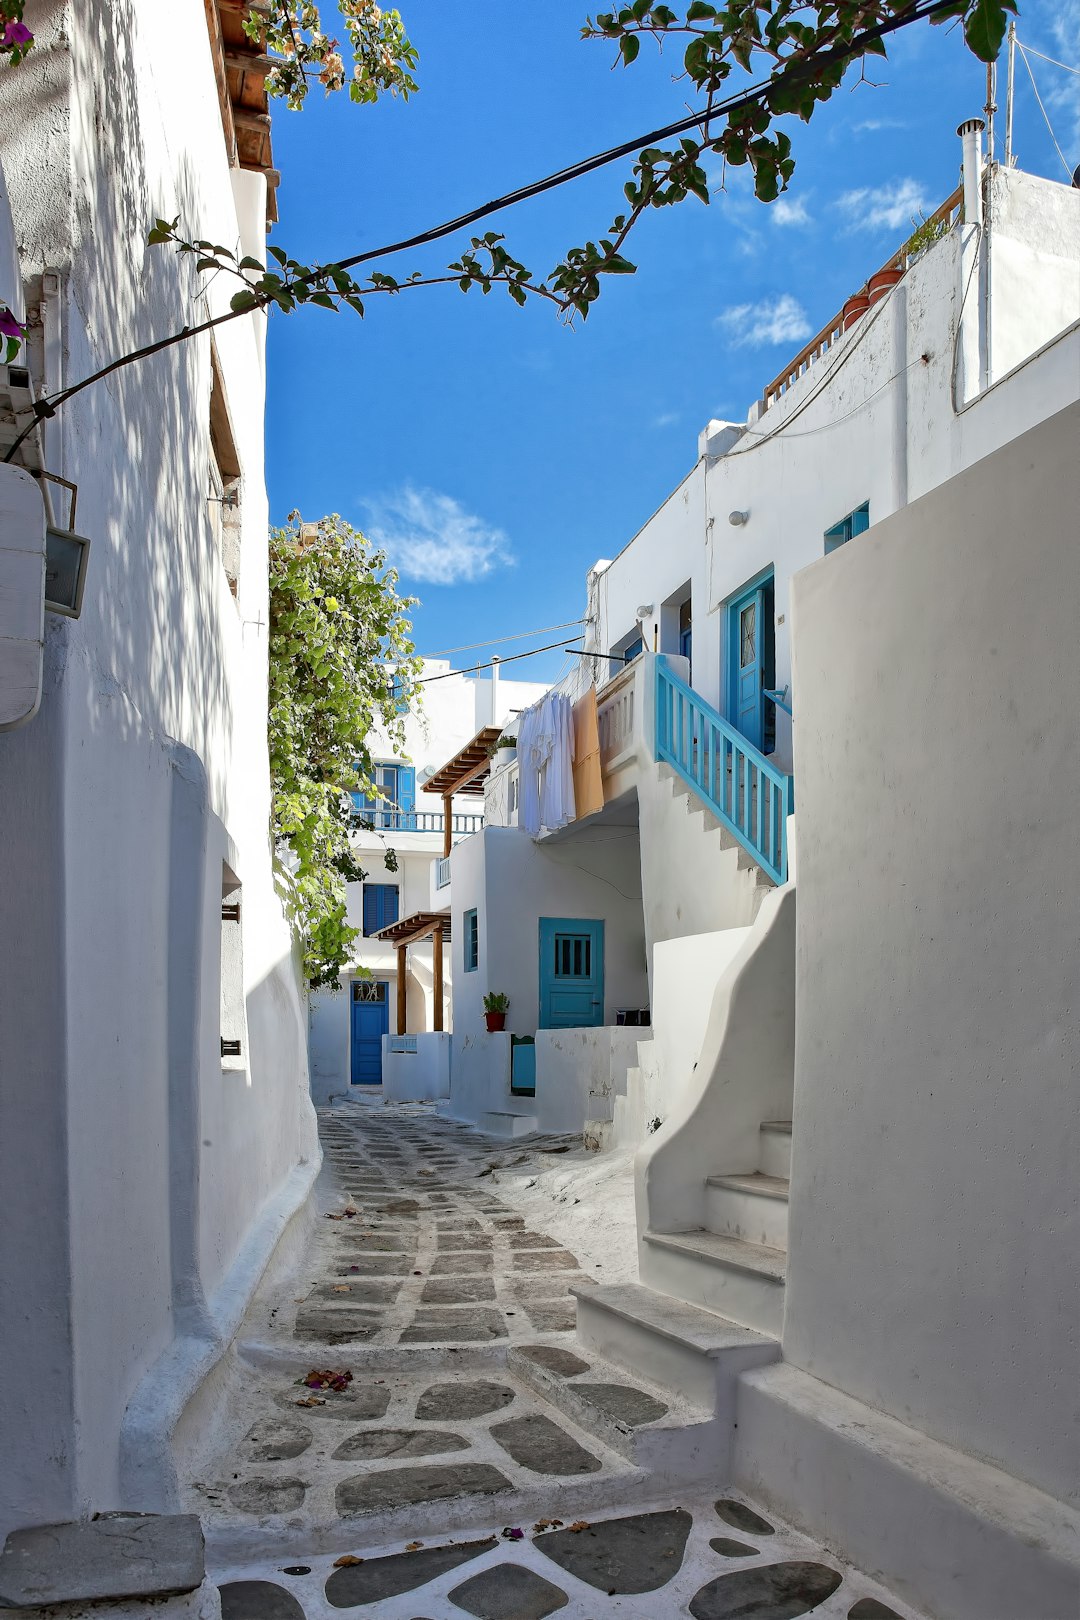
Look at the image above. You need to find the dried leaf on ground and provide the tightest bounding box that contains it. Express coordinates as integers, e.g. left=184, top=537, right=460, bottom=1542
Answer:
left=533, top=1519, right=563, bottom=1532
left=568, top=1520, right=591, bottom=1533
left=404, top=1541, right=423, bottom=1552
left=332, top=1285, right=351, bottom=1292
left=332, top=1555, right=364, bottom=1567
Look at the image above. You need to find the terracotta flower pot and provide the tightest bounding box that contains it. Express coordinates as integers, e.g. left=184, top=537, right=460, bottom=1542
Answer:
left=867, top=266, right=904, bottom=305
left=484, top=1011, right=506, bottom=1032
left=842, top=293, right=870, bottom=331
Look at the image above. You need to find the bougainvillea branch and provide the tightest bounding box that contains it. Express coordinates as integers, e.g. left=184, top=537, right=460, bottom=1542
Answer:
left=249, top=0, right=418, bottom=108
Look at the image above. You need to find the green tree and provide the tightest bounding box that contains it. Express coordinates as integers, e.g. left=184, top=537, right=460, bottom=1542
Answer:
left=268, top=514, right=421, bottom=989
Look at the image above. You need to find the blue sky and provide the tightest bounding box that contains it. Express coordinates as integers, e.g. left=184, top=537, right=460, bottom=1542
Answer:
left=265, top=1, right=1078, bottom=683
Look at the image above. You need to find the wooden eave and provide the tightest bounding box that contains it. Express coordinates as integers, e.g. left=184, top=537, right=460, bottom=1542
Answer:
left=205, top=0, right=280, bottom=225
left=422, top=726, right=503, bottom=798
left=375, top=911, right=452, bottom=947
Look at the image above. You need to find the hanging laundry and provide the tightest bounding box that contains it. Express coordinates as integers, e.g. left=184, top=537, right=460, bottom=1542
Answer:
left=540, top=693, right=576, bottom=831
left=516, top=690, right=576, bottom=838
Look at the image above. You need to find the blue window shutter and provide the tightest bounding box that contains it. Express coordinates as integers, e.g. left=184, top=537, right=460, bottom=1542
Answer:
left=464, top=909, right=478, bottom=972
left=398, top=765, right=416, bottom=829
left=851, top=502, right=870, bottom=536
left=364, top=884, right=399, bottom=936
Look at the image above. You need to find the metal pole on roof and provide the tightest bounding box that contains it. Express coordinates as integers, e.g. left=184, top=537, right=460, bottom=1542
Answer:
left=1004, top=22, right=1017, bottom=168
left=985, top=61, right=997, bottom=165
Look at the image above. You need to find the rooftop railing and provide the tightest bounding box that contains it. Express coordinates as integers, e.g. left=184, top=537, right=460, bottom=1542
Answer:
left=350, top=809, right=483, bottom=836
left=762, top=185, right=963, bottom=412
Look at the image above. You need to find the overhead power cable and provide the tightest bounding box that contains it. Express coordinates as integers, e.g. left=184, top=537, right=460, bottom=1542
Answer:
left=1017, top=41, right=1075, bottom=178
left=413, top=636, right=585, bottom=683
left=0, top=0, right=967, bottom=468
left=326, top=0, right=961, bottom=277
left=426, top=618, right=586, bottom=657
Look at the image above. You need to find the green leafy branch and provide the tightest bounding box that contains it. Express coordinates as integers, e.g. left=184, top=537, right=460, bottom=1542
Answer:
left=268, top=514, right=421, bottom=989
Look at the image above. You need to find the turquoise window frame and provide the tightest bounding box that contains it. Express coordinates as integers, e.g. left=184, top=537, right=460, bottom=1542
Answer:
left=463, top=908, right=478, bottom=973
left=825, top=501, right=870, bottom=555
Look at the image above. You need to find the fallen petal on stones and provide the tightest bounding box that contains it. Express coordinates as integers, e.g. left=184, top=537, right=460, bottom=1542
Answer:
left=336, top=1463, right=512, bottom=1516
left=324, top=1537, right=497, bottom=1608
left=535, top=1508, right=692, bottom=1594
left=711, top=1536, right=761, bottom=1558
left=415, top=1381, right=516, bottom=1421
left=220, top=1580, right=306, bottom=1619
left=448, top=1562, right=570, bottom=1619
left=715, top=1499, right=776, bottom=1536
left=273, top=1385, right=391, bottom=1421
left=688, top=1561, right=844, bottom=1620
left=330, top=1427, right=471, bottom=1461
left=226, top=1478, right=307, bottom=1515
left=490, top=1414, right=603, bottom=1477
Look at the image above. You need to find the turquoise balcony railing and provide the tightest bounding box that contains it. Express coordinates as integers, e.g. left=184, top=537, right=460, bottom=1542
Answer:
left=655, top=656, right=794, bottom=885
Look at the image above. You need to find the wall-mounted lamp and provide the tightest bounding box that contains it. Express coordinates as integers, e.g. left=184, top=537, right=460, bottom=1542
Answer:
left=635, top=603, right=654, bottom=620
left=37, top=473, right=91, bottom=618
left=728, top=510, right=749, bottom=527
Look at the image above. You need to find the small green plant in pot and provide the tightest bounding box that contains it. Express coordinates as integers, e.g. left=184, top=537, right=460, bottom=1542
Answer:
left=483, top=991, right=510, bottom=1032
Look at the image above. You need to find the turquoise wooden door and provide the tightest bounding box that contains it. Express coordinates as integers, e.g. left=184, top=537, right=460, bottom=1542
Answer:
left=730, top=584, right=764, bottom=749
left=539, top=918, right=604, bottom=1029
left=351, top=980, right=389, bottom=1084
left=727, top=571, right=775, bottom=752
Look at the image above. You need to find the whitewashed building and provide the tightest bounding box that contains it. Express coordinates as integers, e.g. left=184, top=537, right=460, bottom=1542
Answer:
left=447, top=124, right=1080, bottom=1619
left=0, top=0, right=316, bottom=1542
left=307, top=658, right=547, bottom=1104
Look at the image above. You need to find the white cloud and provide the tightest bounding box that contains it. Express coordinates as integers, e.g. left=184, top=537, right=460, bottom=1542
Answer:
left=653, top=411, right=679, bottom=428
left=771, top=196, right=810, bottom=227
left=1043, top=0, right=1080, bottom=152
left=850, top=117, right=907, bottom=134
left=714, top=293, right=812, bottom=349
left=364, top=486, right=514, bottom=585
left=836, top=177, right=930, bottom=232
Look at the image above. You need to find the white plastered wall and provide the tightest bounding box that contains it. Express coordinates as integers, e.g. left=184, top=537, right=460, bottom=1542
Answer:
left=0, top=0, right=316, bottom=1533
left=786, top=399, right=1080, bottom=1509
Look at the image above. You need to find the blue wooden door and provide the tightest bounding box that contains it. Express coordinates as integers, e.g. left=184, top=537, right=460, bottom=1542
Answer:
left=728, top=579, right=767, bottom=750
left=539, top=918, right=604, bottom=1029
left=350, top=980, right=389, bottom=1084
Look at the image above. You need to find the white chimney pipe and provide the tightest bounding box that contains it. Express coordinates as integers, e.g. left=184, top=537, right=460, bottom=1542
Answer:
left=490, top=654, right=500, bottom=730
left=957, top=117, right=985, bottom=227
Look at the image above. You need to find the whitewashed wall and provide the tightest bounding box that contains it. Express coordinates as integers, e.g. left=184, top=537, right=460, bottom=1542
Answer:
left=584, top=163, right=1080, bottom=781
left=0, top=0, right=316, bottom=1535
left=786, top=400, right=1079, bottom=1509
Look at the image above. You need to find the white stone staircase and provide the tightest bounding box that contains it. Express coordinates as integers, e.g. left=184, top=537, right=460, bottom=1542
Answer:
left=642, top=1118, right=791, bottom=1338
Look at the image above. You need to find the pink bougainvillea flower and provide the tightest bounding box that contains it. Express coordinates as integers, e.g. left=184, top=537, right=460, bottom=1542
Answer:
left=3, top=20, right=33, bottom=47
left=0, top=305, right=24, bottom=340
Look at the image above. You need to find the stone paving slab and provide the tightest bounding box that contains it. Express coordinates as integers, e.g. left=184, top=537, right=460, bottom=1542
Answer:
left=0, top=1513, right=205, bottom=1607
left=336, top=1462, right=513, bottom=1516
left=183, top=1109, right=927, bottom=1620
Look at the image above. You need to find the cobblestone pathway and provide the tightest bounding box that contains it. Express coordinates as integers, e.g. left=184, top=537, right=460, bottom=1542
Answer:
left=184, top=1107, right=924, bottom=1620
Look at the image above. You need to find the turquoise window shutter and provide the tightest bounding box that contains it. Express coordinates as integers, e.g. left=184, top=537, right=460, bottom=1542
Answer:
left=398, top=765, right=416, bottom=829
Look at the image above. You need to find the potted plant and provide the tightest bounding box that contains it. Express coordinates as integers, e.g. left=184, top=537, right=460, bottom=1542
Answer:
left=483, top=992, right=510, bottom=1032
left=493, top=733, right=517, bottom=766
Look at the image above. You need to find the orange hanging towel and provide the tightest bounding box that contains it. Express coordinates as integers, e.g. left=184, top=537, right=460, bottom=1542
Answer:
left=571, top=686, right=604, bottom=820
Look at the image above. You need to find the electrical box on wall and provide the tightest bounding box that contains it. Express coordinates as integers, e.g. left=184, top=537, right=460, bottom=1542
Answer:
left=44, top=525, right=91, bottom=618
left=0, top=462, right=45, bottom=731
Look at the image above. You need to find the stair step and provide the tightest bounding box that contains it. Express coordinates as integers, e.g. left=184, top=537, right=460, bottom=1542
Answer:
left=507, top=1341, right=717, bottom=1481
left=704, top=1172, right=790, bottom=1250
left=706, top=1172, right=789, bottom=1199
left=572, top=1280, right=778, bottom=1414
left=759, top=1119, right=793, bottom=1180
left=640, top=1229, right=786, bottom=1338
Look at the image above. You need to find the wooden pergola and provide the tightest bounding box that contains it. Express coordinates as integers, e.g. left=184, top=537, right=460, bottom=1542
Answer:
left=423, top=726, right=502, bottom=857
left=374, top=911, right=452, bottom=1036
left=205, top=0, right=281, bottom=225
